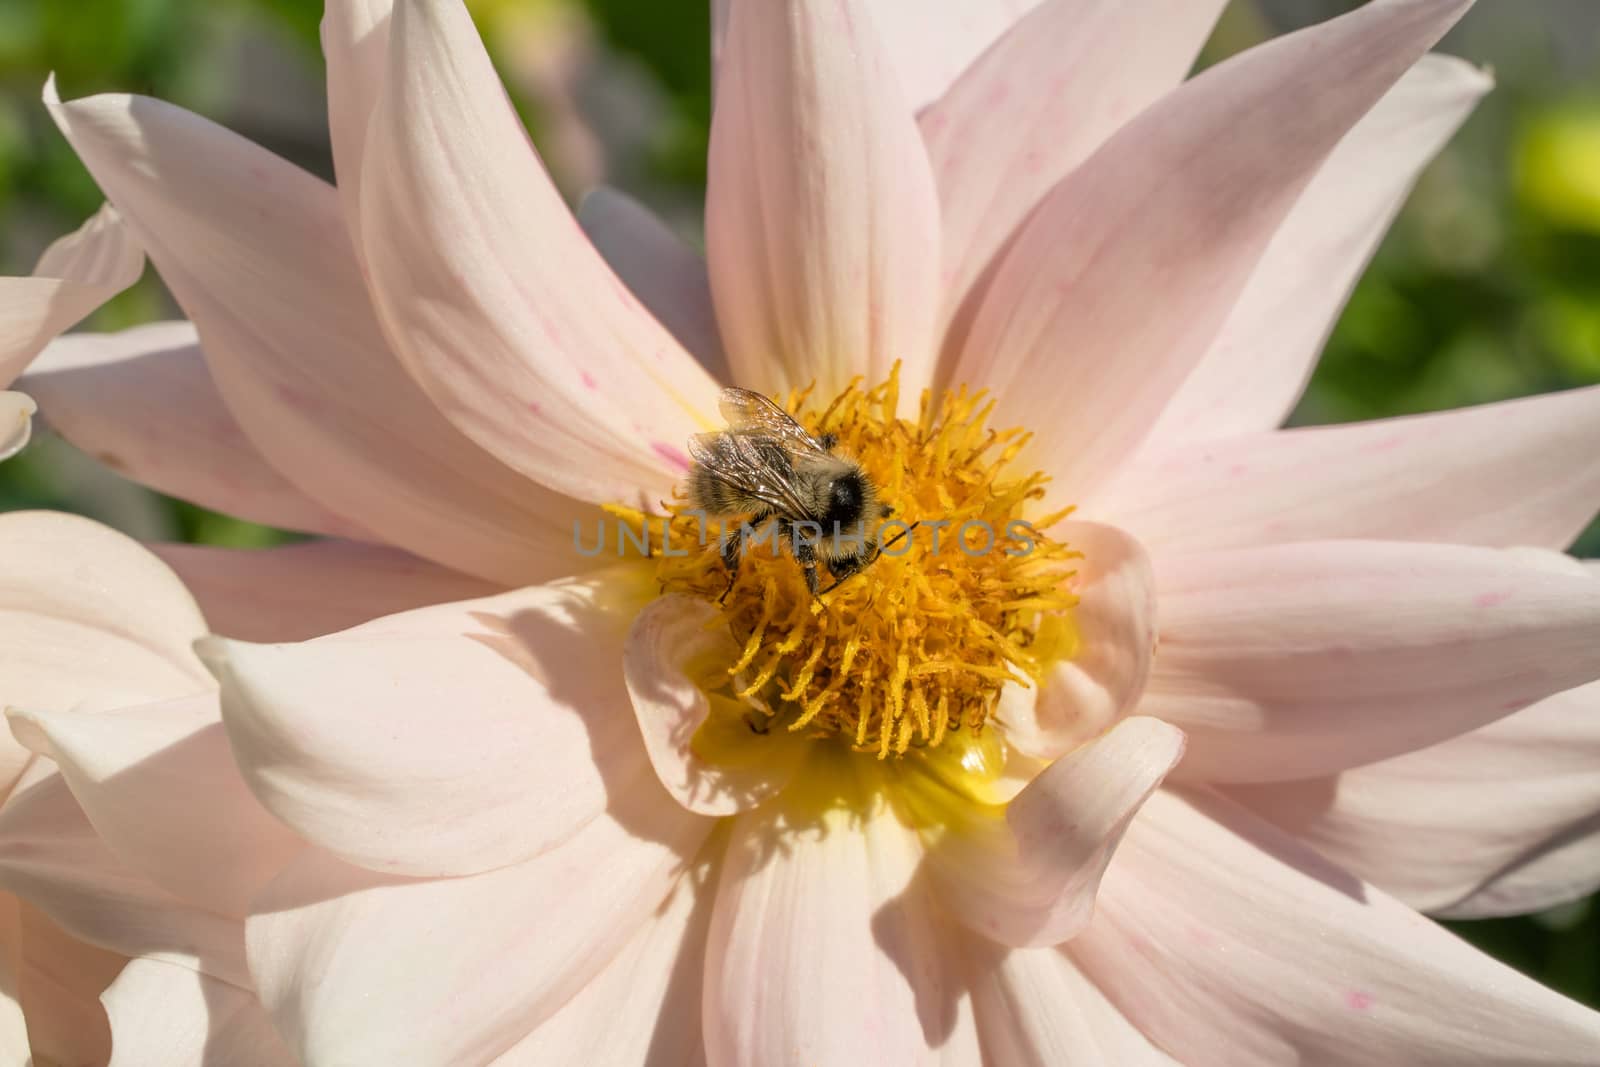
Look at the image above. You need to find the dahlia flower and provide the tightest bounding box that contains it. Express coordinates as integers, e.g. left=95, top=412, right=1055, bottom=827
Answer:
left=7, top=0, right=1600, bottom=1064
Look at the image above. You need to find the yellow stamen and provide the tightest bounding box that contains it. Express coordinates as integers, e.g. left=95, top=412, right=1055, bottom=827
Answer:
left=651, top=367, right=1079, bottom=758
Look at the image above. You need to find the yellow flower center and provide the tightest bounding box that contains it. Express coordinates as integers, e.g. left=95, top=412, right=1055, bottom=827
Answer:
left=637, top=370, right=1080, bottom=760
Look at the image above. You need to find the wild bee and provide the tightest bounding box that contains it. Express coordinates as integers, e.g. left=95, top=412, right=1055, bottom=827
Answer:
left=688, top=388, right=893, bottom=597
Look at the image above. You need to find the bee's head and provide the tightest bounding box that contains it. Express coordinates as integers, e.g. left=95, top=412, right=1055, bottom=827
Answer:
left=825, top=470, right=866, bottom=526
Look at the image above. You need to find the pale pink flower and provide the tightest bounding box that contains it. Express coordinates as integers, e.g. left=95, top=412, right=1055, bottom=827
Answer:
left=10, top=0, right=1600, bottom=1064
left=0, top=513, right=295, bottom=1065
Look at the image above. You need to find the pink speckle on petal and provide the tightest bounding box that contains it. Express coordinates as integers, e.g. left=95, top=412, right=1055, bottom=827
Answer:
left=1475, top=590, right=1513, bottom=609
left=580, top=371, right=599, bottom=391
left=1345, top=991, right=1376, bottom=1012
left=653, top=442, right=691, bottom=471
left=527, top=401, right=543, bottom=416
left=1368, top=433, right=1406, bottom=453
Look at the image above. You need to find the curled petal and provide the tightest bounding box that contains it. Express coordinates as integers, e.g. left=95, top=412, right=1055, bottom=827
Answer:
left=624, top=596, right=807, bottom=816
left=931, top=717, right=1184, bottom=948
left=999, top=522, right=1156, bottom=760
left=0, top=768, right=247, bottom=987
left=209, top=568, right=659, bottom=878
left=1069, top=789, right=1600, bottom=1065
left=0, top=392, right=34, bottom=461
left=0, top=511, right=209, bottom=799
left=152, top=539, right=498, bottom=643
left=1149, top=540, right=1600, bottom=782
left=707, top=0, right=943, bottom=400
left=24, top=323, right=365, bottom=538
left=0, top=203, right=142, bottom=384
left=952, top=0, right=1472, bottom=500
left=6, top=695, right=300, bottom=918
left=361, top=0, right=719, bottom=506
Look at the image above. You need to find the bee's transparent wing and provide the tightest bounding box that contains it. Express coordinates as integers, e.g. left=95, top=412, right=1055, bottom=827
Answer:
left=718, top=388, right=830, bottom=456
left=689, top=430, right=816, bottom=518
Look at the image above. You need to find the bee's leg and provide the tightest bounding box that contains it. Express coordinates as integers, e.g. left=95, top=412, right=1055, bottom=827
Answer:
left=718, top=510, right=770, bottom=604
left=791, top=532, right=821, bottom=597
left=718, top=534, right=742, bottom=604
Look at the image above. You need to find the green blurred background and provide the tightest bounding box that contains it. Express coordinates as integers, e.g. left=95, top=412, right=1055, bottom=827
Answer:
left=1, top=0, right=1597, bottom=1005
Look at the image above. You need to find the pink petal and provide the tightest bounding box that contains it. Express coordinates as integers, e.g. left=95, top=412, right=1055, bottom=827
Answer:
left=579, top=186, right=730, bottom=385
left=964, top=935, right=1179, bottom=1066
left=704, top=787, right=979, bottom=1066
left=0, top=897, right=23, bottom=1060
left=12, top=901, right=122, bottom=1067
left=24, top=322, right=366, bottom=539
left=1224, top=679, right=1600, bottom=919
left=0, top=766, right=248, bottom=987
left=321, top=0, right=393, bottom=239
left=0, top=203, right=142, bottom=385
left=45, top=81, right=589, bottom=587
left=922, top=0, right=1225, bottom=350
left=931, top=717, right=1184, bottom=948
left=207, top=568, right=663, bottom=878
left=999, top=522, right=1156, bottom=760
left=151, top=539, right=498, bottom=643
left=1146, top=55, right=1492, bottom=448
left=493, top=856, right=710, bottom=1065
left=1096, top=384, right=1600, bottom=555
left=102, top=957, right=297, bottom=1067
left=360, top=0, right=720, bottom=507
left=624, top=596, right=806, bottom=816
left=706, top=0, right=943, bottom=400
left=951, top=0, right=1472, bottom=501
left=1150, top=540, right=1600, bottom=782
left=247, top=787, right=711, bottom=1065
left=0, top=392, right=35, bottom=462
left=0, top=511, right=210, bottom=800
left=713, top=0, right=1048, bottom=114
left=1069, top=789, right=1600, bottom=1064
left=6, top=695, right=301, bottom=918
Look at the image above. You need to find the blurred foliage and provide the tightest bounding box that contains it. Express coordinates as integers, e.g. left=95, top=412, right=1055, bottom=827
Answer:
left=1, top=0, right=1599, bottom=1006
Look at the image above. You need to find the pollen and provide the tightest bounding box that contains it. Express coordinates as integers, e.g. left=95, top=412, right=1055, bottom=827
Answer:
left=641, top=368, right=1079, bottom=759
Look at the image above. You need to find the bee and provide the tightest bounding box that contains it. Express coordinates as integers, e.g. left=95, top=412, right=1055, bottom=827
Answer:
left=688, top=388, right=893, bottom=597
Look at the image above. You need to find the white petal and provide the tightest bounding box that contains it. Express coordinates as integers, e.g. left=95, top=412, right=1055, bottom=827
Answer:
left=0, top=202, right=142, bottom=385
left=209, top=568, right=661, bottom=878
left=152, top=539, right=498, bottom=643
left=24, top=322, right=367, bottom=538
left=1146, top=55, right=1492, bottom=445
left=579, top=186, right=730, bottom=383
left=1069, top=788, right=1600, bottom=1065
left=706, top=0, right=943, bottom=400
left=1223, top=680, right=1600, bottom=918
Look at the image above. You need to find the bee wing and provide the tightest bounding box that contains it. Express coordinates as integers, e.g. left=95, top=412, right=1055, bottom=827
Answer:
left=718, top=388, right=830, bottom=456
left=689, top=430, right=817, bottom=518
